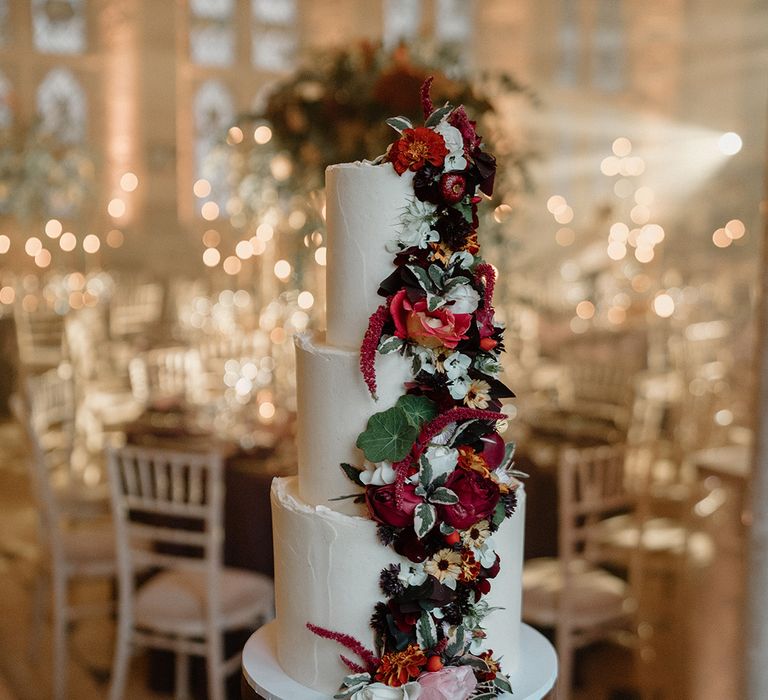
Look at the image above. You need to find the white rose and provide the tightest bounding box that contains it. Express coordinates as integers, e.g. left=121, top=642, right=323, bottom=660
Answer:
left=351, top=681, right=422, bottom=700
left=423, top=445, right=459, bottom=480
left=443, top=283, right=480, bottom=314
left=360, top=461, right=396, bottom=486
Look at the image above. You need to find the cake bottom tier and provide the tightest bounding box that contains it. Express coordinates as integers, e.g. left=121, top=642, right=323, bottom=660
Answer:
left=271, top=476, right=525, bottom=696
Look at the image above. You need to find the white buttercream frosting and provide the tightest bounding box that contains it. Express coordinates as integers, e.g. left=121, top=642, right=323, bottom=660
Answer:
left=325, top=162, right=415, bottom=349
left=271, top=477, right=526, bottom=693
left=294, top=331, right=411, bottom=515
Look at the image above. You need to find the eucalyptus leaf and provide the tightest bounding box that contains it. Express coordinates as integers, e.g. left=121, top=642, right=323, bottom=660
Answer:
left=396, top=394, right=438, bottom=429
left=386, top=116, right=413, bottom=133
left=425, top=103, right=453, bottom=127
left=414, top=502, right=437, bottom=539
left=356, top=407, right=418, bottom=462
left=415, top=611, right=438, bottom=649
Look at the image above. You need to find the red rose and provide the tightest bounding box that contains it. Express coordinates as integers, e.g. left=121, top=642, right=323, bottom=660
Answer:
left=366, top=482, right=422, bottom=528
left=438, top=470, right=500, bottom=530
left=390, top=289, right=471, bottom=349
left=390, top=127, right=448, bottom=175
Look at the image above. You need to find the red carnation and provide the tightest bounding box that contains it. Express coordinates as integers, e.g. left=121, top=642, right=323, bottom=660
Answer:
left=390, top=127, right=448, bottom=175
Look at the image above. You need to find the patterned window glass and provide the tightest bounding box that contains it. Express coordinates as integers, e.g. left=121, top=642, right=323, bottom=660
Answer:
left=592, top=0, right=625, bottom=93
left=0, top=71, right=12, bottom=130
left=383, top=0, right=422, bottom=47
left=36, top=68, right=87, bottom=144
left=0, top=1, right=9, bottom=48
left=251, top=0, right=296, bottom=72
left=189, top=0, right=235, bottom=67
left=556, top=0, right=580, bottom=88
left=32, top=0, right=86, bottom=55
left=194, top=80, right=234, bottom=210
left=435, top=0, right=471, bottom=44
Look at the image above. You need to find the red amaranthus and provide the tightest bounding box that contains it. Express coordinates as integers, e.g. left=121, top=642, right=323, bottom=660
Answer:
left=360, top=301, right=392, bottom=399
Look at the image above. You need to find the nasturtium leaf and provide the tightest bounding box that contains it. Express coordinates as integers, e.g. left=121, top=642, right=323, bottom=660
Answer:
left=415, top=611, right=438, bottom=649
left=429, top=487, right=459, bottom=505
left=378, top=334, right=405, bottom=355
left=386, top=116, right=413, bottom=133
left=339, top=462, right=364, bottom=487
left=414, top=502, right=437, bottom=539
left=425, top=103, right=453, bottom=128
left=356, top=407, right=417, bottom=463
left=396, top=394, right=438, bottom=429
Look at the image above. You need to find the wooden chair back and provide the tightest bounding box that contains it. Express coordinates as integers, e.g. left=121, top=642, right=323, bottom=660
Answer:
left=107, top=445, right=224, bottom=576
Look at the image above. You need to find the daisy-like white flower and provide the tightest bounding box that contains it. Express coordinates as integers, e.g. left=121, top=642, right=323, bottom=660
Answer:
left=461, top=519, right=491, bottom=548
left=423, top=548, right=463, bottom=589
left=463, top=378, right=492, bottom=409
left=391, top=198, right=438, bottom=250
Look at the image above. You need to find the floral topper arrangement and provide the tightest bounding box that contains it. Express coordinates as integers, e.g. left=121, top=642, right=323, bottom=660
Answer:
left=309, top=79, right=525, bottom=700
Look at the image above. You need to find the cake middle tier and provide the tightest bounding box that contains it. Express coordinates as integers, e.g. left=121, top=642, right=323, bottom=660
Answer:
left=295, top=332, right=411, bottom=515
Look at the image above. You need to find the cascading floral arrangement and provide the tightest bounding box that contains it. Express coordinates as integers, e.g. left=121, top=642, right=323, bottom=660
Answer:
left=308, top=79, right=522, bottom=700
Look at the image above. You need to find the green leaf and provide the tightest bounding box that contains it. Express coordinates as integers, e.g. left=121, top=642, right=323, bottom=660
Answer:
left=378, top=334, right=404, bottom=355
left=494, top=674, right=513, bottom=694
left=444, top=625, right=467, bottom=658
left=444, top=275, right=471, bottom=291
left=415, top=611, right=438, bottom=649
left=418, top=454, right=434, bottom=488
left=356, top=407, right=418, bottom=462
left=340, top=462, right=364, bottom=487
left=425, top=103, right=453, bottom=128
left=427, top=264, right=445, bottom=289
left=429, top=487, right=458, bottom=505
left=396, top=394, right=438, bottom=429
left=414, top=502, right=437, bottom=539
left=491, top=500, right=506, bottom=528
left=406, top=264, right=434, bottom=293
left=426, top=293, right=444, bottom=312
left=499, top=441, right=516, bottom=472
left=455, top=201, right=474, bottom=224
left=439, top=522, right=455, bottom=535
left=386, top=116, right=413, bottom=133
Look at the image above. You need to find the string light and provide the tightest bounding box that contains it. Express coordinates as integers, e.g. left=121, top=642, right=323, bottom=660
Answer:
left=274, top=260, right=291, bottom=280
left=59, top=232, right=77, bottom=251
left=718, top=132, right=742, bottom=155
left=653, top=293, right=675, bottom=318
left=222, top=255, right=241, bottom=275
left=108, top=198, right=126, bottom=218
left=314, top=246, right=327, bottom=266
left=45, top=219, right=63, bottom=238
left=120, top=172, right=139, bottom=192
left=0, top=235, right=9, bottom=254
left=83, top=234, right=101, bottom=253
left=25, top=237, right=42, bottom=257
left=202, top=229, right=220, bottom=247
left=193, top=179, right=212, bottom=198
left=106, top=229, right=124, bottom=248
left=297, top=291, right=314, bottom=309
left=201, top=201, right=219, bottom=220
left=253, top=125, right=272, bottom=145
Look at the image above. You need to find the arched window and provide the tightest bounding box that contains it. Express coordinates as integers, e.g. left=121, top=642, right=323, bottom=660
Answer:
left=36, top=68, right=87, bottom=144
left=251, top=0, right=297, bottom=72
left=383, top=0, right=422, bottom=47
left=32, top=0, right=86, bottom=55
left=189, top=0, right=235, bottom=67
left=194, top=79, right=234, bottom=209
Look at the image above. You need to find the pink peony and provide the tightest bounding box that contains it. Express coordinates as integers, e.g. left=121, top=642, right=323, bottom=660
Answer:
left=418, top=665, right=478, bottom=700
left=390, top=289, right=471, bottom=349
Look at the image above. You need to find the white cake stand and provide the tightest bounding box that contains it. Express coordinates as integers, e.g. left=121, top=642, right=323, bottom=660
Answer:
left=242, top=621, right=557, bottom=700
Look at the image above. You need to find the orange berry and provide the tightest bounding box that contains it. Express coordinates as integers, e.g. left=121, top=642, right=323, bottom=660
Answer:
left=426, top=655, right=444, bottom=673
left=444, top=531, right=461, bottom=546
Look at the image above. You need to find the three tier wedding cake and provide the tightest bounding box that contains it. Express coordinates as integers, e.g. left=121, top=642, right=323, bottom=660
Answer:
left=270, top=80, right=525, bottom=699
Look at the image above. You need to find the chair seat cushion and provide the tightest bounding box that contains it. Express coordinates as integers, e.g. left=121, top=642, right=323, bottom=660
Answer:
left=522, top=557, right=628, bottom=628
left=135, top=567, right=274, bottom=637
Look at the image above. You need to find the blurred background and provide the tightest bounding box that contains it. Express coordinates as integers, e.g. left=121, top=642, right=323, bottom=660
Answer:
left=0, top=1, right=765, bottom=698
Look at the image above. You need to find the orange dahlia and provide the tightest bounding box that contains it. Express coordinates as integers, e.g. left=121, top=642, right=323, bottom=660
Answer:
left=374, top=644, right=427, bottom=686
left=390, top=127, right=448, bottom=175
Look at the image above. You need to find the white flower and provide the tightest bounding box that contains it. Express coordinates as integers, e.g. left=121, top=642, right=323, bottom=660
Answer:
left=413, top=346, right=436, bottom=375
left=443, top=352, right=471, bottom=381
left=434, top=122, right=467, bottom=171
left=448, top=376, right=471, bottom=401
left=449, top=251, right=475, bottom=269
left=393, top=199, right=439, bottom=250
left=360, top=461, right=396, bottom=486
left=443, top=282, right=480, bottom=314
left=351, top=682, right=421, bottom=700
left=469, top=631, right=487, bottom=656
left=398, top=564, right=428, bottom=587
left=423, top=445, right=459, bottom=480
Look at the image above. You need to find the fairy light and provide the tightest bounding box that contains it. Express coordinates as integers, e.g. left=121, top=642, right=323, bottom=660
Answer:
left=108, top=198, right=126, bottom=218
left=575, top=300, right=595, bottom=320
left=83, top=234, right=101, bottom=253
left=227, top=126, right=244, bottom=144
left=106, top=229, right=124, bottom=248
left=201, top=201, right=219, bottom=220
left=120, top=172, right=139, bottom=192
left=314, top=247, right=327, bottom=266
left=725, top=219, right=745, bottom=240
left=59, top=232, right=77, bottom=252
left=297, top=291, right=314, bottom=309
left=555, top=227, right=575, bottom=246
left=34, top=249, right=51, bottom=268
left=202, top=229, right=220, bottom=247
left=718, top=132, right=742, bottom=155
left=235, top=240, right=254, bottom=259
left=607, top=242, right=627, bottom=260
left=0, top=286, right=14, bottom=304
left=193, top=179, right=212, bottom=198
left=274, top=260, right=292, bottom=279
left=0, top=235, right=9, bottom=254
left=712, top=228, right=731, bottom=248
left=254, top=125, right=272, bottom=145
left=25, top=237, right=42, bottom=257
left=612, top=137, right=632, bottom=157
left=45, top=219, right=63, bottom=238
left=256, top=223, right=274, bottom=241
left=222, top=255, right=241, bottom=275
left=653, top=293, right=675, bottom=318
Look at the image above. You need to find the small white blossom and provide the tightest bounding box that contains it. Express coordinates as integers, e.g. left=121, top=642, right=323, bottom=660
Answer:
left=434, top=122, right=467, bottom=171
left=423, top=445, right=459, bottom=480
left=443, top=282, right=480, bottom=314
left=398, top=564, right=428, bottom=588
left=413, top=346, right=436, bottom=375
left=360, top=461, right=396, bottom=486
left=392, top=198, right=439, bottom=250
left=443, top=352, right=471, bottom=380
left=450, top=251, right=475, bottom=269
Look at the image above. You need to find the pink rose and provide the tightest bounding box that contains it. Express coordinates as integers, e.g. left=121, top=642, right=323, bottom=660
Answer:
left=366, top=482, right=422, bottom=528
left=390, top=289, right=471, bottom=349
left=439, top=470, right=500, bottom=530
left=418, top=665, right=478, bottom=700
